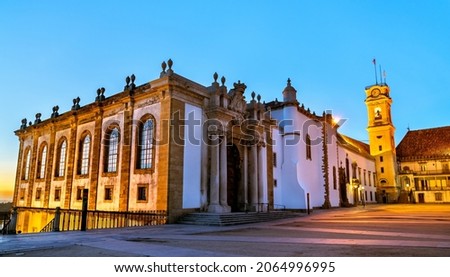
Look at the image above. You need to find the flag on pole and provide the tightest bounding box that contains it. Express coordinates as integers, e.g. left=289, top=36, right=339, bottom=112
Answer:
left=372, top=58, right=376, bottom=65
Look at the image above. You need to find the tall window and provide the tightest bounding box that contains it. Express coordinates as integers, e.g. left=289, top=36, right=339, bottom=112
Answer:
left=137, top=118, right=154, bottom=169
left=79, top=134, right=91, bottom=175
left=306, top=134, right=312, bottom=160
left=37, top=144, right=47, bottom=179
left=56, top=139, right=67, bottom=177
left=22, top=148, right=31, bottom=180
left=105, top=127, right=119, bottom=173
left=333, top=166, right=337, bottom=190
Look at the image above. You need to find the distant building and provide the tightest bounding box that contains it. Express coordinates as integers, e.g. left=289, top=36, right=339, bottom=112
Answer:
left=397, top=126, right=450, bottom=203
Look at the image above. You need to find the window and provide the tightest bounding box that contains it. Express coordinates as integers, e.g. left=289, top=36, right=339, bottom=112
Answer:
left=22, top=148, right=31, bottom=180
left=380, top=156, right=384, bottom=162
left=37, top=144, right=47, bottom=179
left=368, top=171, right=372, bottom=186
left=55, top=139, right=67, bottom=177
left=435, top=193, right=443, bottom=201
left=105, top=127, right=119, bottom=173
left=137, top=118, right=154, bottom=169
left=374, top=107, right=382, bottom=119
left=333, top=166, right=337, bottom=190
left=306, top=134, right=312, bottom=160
left=35, top=188, right=42, bottom=201
left=363, top=170, right=367, bottom=185
left=345, top=158, right=350, bottom=183
left=76, top=187, right=84, bottom=201
left=274, top=179, right=278, bottom=187
left=273, top=153, right=277, bottom=167
left=104, top=186, right=113, bottom=201
left=79, top=134, right=91, bottom=175
left=378, top=145, right=382, bottom=151
left=54, top=188, right=61, bottom=201
left=381, top=167, right=384, bottom=173
left=370, top=191, right=373, bottom=201
left=19, top=188, right=26, bottom=200
left=373, top=173, right=377, bottom=187
left=420, top=164, right=427, bottom=171
left=137, top=185, right=148, bottom=202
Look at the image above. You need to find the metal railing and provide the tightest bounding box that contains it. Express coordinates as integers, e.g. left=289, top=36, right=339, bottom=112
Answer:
left=40, top=218, right=55, bottom=232
left=399, top=169, right=450, bottom=175
left=1, top=212, right=11, bottom=235
left=14, top=207, right=167, bottom=233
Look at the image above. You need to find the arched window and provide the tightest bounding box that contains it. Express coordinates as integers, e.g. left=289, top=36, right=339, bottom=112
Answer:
left=305, top=134, right=312, bottom=160
left=22, top=147, right=31, bottom=180
left=55, top=139, right=67, bottom=177
left=37, top=144, right=47, bottom=179
left=137, top=117, right=154, bottom=169
left=79, top=134, right=91, bottom=175
left=105, top=127, right=120, bottom=173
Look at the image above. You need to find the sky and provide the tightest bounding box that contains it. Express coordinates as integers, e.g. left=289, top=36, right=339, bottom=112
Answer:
left=1, top=0, right=449, bottom=201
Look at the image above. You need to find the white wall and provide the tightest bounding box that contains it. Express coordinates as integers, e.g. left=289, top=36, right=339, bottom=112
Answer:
left=182, top=103, right=203, bottom=209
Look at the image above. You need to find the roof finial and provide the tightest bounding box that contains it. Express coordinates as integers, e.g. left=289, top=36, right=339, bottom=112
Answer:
left=221, top=76, right=226, bottom=86
left=213, top=72, right=218, bottom=83
left=287, top=78, right=291, bottom=86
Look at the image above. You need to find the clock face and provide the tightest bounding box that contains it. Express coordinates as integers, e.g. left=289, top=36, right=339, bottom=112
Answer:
left=371, top=88, right=381, bottom=97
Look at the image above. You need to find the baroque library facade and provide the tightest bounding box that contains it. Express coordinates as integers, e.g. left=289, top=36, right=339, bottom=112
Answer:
left=11, top=60, right=450, bottom=233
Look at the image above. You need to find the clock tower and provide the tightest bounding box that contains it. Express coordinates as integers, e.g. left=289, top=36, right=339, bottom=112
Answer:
left=365, top=84, right=399, bottom=203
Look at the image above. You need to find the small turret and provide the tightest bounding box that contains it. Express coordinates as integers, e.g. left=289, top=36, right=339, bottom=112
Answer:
left=282, top=78, right=297, bottom=103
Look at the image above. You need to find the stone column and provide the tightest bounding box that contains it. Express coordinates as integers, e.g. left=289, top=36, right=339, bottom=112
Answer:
left=208, top=134, right=221, bottom=212
left=13, top=138, right=24, bottom=206
left=43, top=126, right=56, bottom=208
left=258, top=144, right=268, bottom=211
left=200, top=127, right=209, bottom=211
left=64, top=119, right=77, bottom=209
left=249, top=143, right=258, bottom=211
left=219, top=135, right=230, bottom=212
left=26, top=132, right=39, bottom=207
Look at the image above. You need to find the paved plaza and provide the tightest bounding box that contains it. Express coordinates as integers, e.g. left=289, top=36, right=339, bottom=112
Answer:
left=1, top=204, right=450, bottom=257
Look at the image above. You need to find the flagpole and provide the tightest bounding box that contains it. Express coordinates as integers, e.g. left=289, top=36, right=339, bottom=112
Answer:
left=373, top=58, right=378, bottom=85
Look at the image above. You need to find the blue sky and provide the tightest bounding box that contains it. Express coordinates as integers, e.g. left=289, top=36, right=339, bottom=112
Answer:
left=1, top=0, right=450, bottom=200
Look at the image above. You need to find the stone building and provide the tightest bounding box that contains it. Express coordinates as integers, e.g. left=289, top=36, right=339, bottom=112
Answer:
left=396, top=126, right=450, bottom=203
left=12, top=60, right=380, bottom=233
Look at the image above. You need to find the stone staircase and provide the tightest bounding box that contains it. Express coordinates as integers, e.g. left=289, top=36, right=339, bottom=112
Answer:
left=178, top=211, right=304, bottom=226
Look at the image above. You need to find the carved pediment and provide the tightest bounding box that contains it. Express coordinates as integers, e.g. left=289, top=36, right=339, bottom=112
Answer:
left=228, top=81, right=247, bottom=114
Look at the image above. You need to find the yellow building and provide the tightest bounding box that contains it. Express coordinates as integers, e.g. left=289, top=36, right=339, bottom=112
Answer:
left=364, top=84, right=399, bottom=203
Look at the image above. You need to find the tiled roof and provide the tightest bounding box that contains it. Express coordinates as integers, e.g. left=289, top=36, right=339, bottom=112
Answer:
left=337, top=133, right=373, bottom=160
left=396, top=126, right=450, bottom=160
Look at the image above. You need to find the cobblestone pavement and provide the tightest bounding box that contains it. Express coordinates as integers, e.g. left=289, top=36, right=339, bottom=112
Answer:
left=1, top=204, right=450, bottom=257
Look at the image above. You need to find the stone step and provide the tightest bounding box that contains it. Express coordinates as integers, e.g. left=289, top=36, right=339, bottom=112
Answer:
left=178, top=211, right=304, bottom=226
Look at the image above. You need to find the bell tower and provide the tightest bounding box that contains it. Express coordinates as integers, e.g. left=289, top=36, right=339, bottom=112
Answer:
left=365, top=84, right=399, bottom=203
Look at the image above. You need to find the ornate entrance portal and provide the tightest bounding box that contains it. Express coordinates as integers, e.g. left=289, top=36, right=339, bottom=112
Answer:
left=227, top=144, right=241, bottom=212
